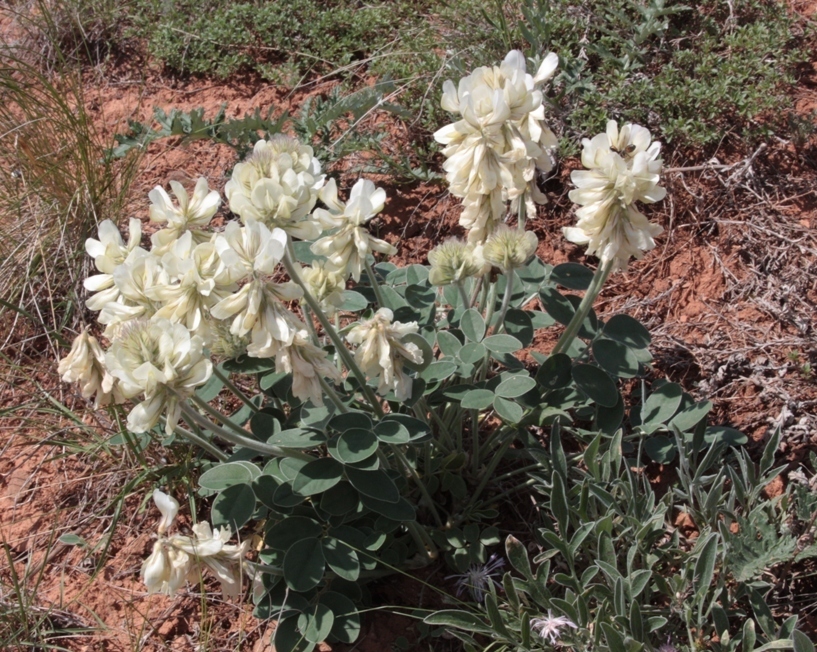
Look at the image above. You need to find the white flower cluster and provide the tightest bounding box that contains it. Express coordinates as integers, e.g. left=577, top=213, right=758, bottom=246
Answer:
left=435, top=50, right=559, bottom=243
left=141, top=490, right=250, bottom=598
left=564, top=120, right=666, bottom=271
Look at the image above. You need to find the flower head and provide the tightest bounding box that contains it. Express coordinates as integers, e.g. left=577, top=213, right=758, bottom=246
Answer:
left=346, top=308, right=423, bottom=401
left=530, top=610, right=578, bottom=644
left=149, top=177, right=221, bottom=251
left=311, top=178, right=396, bottom=281
left=482, top=224, right=538, bottom=271
left=58, top=328, right=122, bottom=407
left=427, top=238, right=487, bottom=286
left=446, top=553, right=505, bottom=603
left=301, top=260, right=346, bottom=315
left=275, top=330, right=343, bottom=406
left=564, top=120, right=665, bottom=271
left=84, top=218, right=143, bottom=311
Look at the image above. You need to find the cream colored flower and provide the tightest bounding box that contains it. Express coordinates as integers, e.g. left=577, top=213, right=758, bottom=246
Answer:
left=482, top=224, right=538, bottom=271
left=275, top=330, right=343, bottom=406
left=225, top=136, right=324, bottom=240
left=105, top=319, right=212, bottom=434
left=346, top=308, right=423, bottom=401
left=310, top=178, right=396, bottom=281
left=565, top=120, right=665, bottom=270
left=149, top=177, right=221, bottom=252
left=427, top=238, right=487, bottom=286
left=301, top=260, right=346, bottom=315
left=153, top=489, right=179, bottom=535
left=214, top=219, right=286, bottom=282
left=58, top=328, right=122, bottom=407
left=97, top=249, right=162, bottom=337
left=84, top=218, right=143, bottom=311
left=459, top=189, right=506, bottom=244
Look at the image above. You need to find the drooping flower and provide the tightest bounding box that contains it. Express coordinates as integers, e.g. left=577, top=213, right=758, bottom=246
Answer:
left=225, top=135, right=324, bottom=240
left=301, top=260, right=346, bottom=315
left=149, top=177, right=221, bottom=252
left=427, top=238, right=487, bottom=286
left=564, top=120, right=666, bottom=271
left=446, top=554, right=505, bottom=603
left=311, top=178, right=396, bottom=281
left=482, top=224, right=538, bottom=272
left=105, top=319, right=212, bottom=434
left=57, top=328, right=122, bottom=407
left=530, top=610, right=579, bottom=644
left=346, top=308, right=423, bottom=401
left=84, top=218, right=143, bottom=311
left=275, top=330, right=343, bottom=406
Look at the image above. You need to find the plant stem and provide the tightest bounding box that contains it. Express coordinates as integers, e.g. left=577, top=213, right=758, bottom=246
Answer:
left=489, top=477, right=537, bottom=504
left=551, top=257, right=614, bottom=356
left=470, top=408, right=480, bottom=476
left=318, top=375, right=348, bottom=413
left=516, top=192, right=526, bottom=232
left=389, top=444, right=444, bottom=528
left=493, top=271, right=515, bottom=335
left=164, top=416, right=228, bottom=461
left=211, top=365, right=259, bottom=414
left=462, top=428, right=517, bottom=515
left=191, top=394, right=255, bottom=438
left=456, top=280, right=471, bottom=310
left=282, top=246, right=384, bottom=417
left=363, top=258, right=387, bottom=309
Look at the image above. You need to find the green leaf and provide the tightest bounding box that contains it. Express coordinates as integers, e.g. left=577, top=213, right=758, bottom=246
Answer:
left=458, top=342, right=487, bottom=364
left=284, top=537, right=325, bottom=592
left=424, top=611, right=493, bottom=634
left=196, top=371, right=224, bottom=401
left=406, top=264, right=429, bottom=285
left=199, top=462, right=259, bottom=491
left=345, top=467, right=399, bottom=503
left=749, top=586, right=777, bottom=639
left=274, top=616, right=315, bottom=652
left=601, top=622, right=627, bottom=652
left=793, top=630, right=815, bottom=652
left=504, top=309, right=533, bottom=347
left=250, top=411, right=280, bottom=439
left=644, top=435, right=677, bottom=463
left=694, top=533, right=719, bottom=601
left=592, top=339, right=640, bottom=378
left=382, top=413, right=429, bottom=440
left=373, top=420, right=410, bottom=444
left=320, top=592, right=361, bottom=644
left=705, top=426, right=748, bottom=446
left=670, top=400, right=712, bottom=432
left=406, top=284, right=436, bottom=308
left=319, top=482, right=359, bottom=516
left=461, top=389, right=496, bottom=409
left=494, top=396, right=524, bottom=423
left=360, top=494, right=415, bottom=521
left=269, top=428, right=326, bottom=448
left=421, top=361, right=458, bottom=382
left=572, top=363, right=618, bottom=407
left=266, top=516, right=322, bottom=551
left=528, top=310, right=555, bottom=329
left=642, top=383, right=683, bottom=425
left=212, top=483, right=256, bottom=529
left=461, top=309, right=486, bottom=342
left=322, top=537, right=360, bottom=581
left=551, top=262, right=594, bottom=290
left=298, top=603, right=335, bottom=644
left=484, top=334, right=523, bottom=354
left=539, top=287, right=575, bottom=326
left=743, top=620, right=757, bottom=652
left=222, top=355, right=275, bottom=374
left=328, top=411, right=373, bottom=433
left=339, top=290, right=368, bottom=312
left=292, top=458, right=344, bottom=496
left=536, top=353, right=572, bottom=389
left=505, top=534, right=533, bottom=579
left=59, top=533, right=87, bottom=547
left=495, top=375, right=536, bottom=398
left=333, top=429, right=378, bottom=464
left=604, top=314, right=651, bottom=349
left=437, top=330, right=463, bottom=357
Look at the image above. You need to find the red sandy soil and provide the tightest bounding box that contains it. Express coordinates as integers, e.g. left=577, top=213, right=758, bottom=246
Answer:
left=1, top=1, right=817, bottom=650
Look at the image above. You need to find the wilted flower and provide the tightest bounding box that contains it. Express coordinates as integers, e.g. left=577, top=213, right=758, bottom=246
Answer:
left=84, top=218, right=143, bottom=311
left=225, top=135, right=324, bottom=240
left=459, top=188, right=506, bottom=244
left=564, top=120, right=666, bottom=271
left=275, top=330, right=343, bottom=406
left=427, top=238, right=487, bottom=286
left=58, top=328, right=122, bottom=407
left=149, top=177, right=221, bottom=251
left=530, top=610, right=578, bottom=644
left=346, top=307, right=423, bottom=401
left=482, top=224, right=538, bottom=271
left=446, top=554, right=505, bottom=603
left=311, top=178, right=396, bottom=281
left=105, top=319, right=212, bottom=434
left=301, top=260, right=346, bottom=315
left=142, top=490, right=250, bottom=598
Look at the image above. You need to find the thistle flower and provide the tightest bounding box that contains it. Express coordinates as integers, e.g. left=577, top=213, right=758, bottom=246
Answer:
left=225, top=135, right=324, bottom=240
left=564, top=120, right=666, bottom=271
left=58, top=328, right=122, bottom=407
left=149, top=177, right=221, bottom=252
left=346, top=308, right=423, bottom=401
left=311, top=178, right=396, bottom=281
left=446, top=554, right=505, bottom=603
left=530, top=610, right=578, bottom=644
left=482, top=224, right=538, bottom=272
left=427, top=238, right=487, bottom=286
left=105, top=319, right=212, bottom=434
left=301, top=260, right=346, bottom=315
left=84, top=218, right=143, bottom=311
left=275, top=330, right=343, bottom=406
left=142, top=490, right=250, bottom=598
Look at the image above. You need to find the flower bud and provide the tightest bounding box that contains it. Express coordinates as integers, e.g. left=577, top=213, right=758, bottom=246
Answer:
left=482, top=225, right=538, bottom=271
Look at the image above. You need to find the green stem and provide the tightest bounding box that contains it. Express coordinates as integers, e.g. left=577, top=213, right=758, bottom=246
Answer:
left=180, top=400, right=311, bottom=460
left=363, top=258, right=387, bottom=309
left=318, top=375, right=348, bottom=414
left=211, top=365, right=259, bottom=414
left=390, top=444, right=444, bottom=528
left=462, top=428, right=517, bottom=515
left=470, top=408, right=480, bottom=476
left=456, top=280, right=471, bottom=310
left=551, top=258, right=614, bottom=356
left=493, top=271, right=515, bottom=335
left=166, top=419, right=228, bottom=461
left=516, top=192, right=526, bottom=232
left=301, top=302, right=321, bottom=346
left=191, top=394, right=255, bottom=439
left=417, top=397, right=452, bottom=445
left=282, top=247, right=384, bottom=417
left=489, top=477, right=537, bottom=504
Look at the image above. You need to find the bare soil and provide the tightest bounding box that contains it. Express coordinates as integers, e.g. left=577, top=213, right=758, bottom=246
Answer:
left=1, top=1, right=817, bottom=649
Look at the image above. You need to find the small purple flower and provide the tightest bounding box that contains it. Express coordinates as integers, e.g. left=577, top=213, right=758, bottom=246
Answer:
left=530, top=610, right=578, bottom=644
left=446, top=553, right=505, bottom=603
left=658, top=637, right=677, bottom=652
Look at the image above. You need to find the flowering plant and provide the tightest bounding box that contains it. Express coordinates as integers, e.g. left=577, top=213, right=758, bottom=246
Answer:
left=58, top=51, right=787, bottom=652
